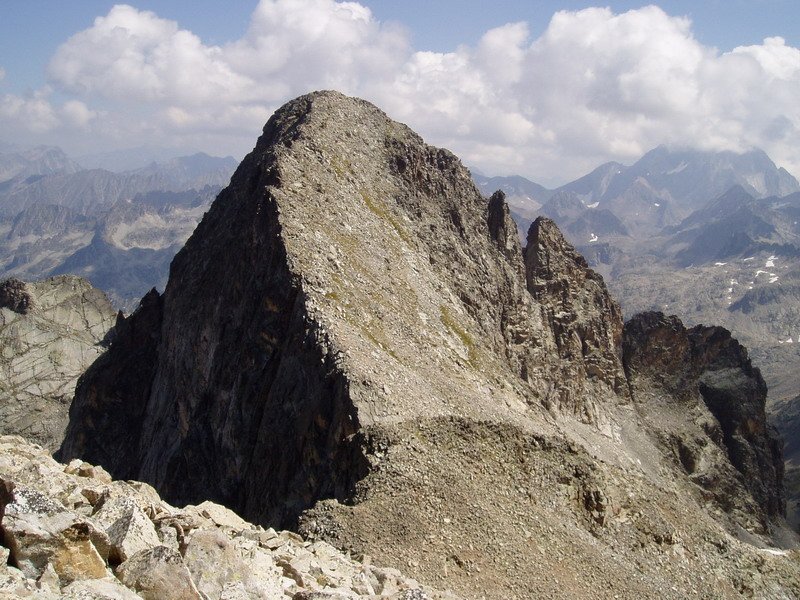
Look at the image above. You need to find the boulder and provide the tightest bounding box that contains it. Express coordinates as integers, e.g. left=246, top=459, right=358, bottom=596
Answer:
left=114, top=546, right=202, bottom=600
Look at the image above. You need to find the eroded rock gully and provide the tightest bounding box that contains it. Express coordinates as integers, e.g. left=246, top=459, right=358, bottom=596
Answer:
left=54, top=91, right=800, bottom=599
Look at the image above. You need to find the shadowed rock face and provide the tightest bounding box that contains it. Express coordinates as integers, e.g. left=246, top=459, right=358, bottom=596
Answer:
left=57, top=92, right=800, bottom=599
left=525, top=216, right=629, bottom=423
left=56, top=288, right=163, bottom=473
left=0, top=279, right=31, bottom=314
left=690, top=325, right=785, bottom=517
left=623, top=311, right=784, bottom=520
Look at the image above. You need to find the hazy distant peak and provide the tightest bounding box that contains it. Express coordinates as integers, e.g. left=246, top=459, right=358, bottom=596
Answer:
left=0, top=145, right=82, bottom=182
left=472, top=173, right=551, bottom=201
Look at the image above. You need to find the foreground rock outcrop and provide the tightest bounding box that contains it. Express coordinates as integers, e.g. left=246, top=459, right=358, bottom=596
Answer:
left=0, top=435, right=447, bottom=599
left=0, top=276, right=116, bottom=449
left=58, top=91, right=800, bottom=598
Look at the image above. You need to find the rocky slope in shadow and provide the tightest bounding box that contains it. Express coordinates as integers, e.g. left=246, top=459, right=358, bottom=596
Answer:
left=0, top=276, right=116, bottom=450
left=623, top=312, right=784, bottom=524
left=58, top=91, right=800, bottom=599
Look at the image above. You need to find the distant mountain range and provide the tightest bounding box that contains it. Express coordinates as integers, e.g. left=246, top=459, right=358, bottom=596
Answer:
left=0, top=146, right=238, bottom=309
left=475, top=146, right=800, bottom=244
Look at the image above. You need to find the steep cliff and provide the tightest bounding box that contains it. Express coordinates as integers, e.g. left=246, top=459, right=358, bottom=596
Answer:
left=0, top=276, right=116, bottom=450
left=59, top=91, right=800, bottom=599
left=623, top=312, right=784, bottom=525
left=525, top=216, right=629, bottom=424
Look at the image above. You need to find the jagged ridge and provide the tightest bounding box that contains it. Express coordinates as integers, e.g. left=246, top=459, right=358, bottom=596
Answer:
left=58, top=91, right=799, bottom=599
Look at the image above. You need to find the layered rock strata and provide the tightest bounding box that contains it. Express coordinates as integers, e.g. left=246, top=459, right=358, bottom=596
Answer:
left=59, top=91, right=800, bottom=599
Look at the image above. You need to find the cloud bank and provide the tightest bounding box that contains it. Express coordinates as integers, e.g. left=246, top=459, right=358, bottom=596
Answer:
left=2, top=1, right=800, bottom=183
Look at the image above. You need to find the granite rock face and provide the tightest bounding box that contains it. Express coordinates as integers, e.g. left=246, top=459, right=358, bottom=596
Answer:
left=0, top=276, right=116, bottom=449
left=59, top=92, right=800, bottom=599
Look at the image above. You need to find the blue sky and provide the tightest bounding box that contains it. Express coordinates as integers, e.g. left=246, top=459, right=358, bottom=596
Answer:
left=1, top=1, right=800, bottom=183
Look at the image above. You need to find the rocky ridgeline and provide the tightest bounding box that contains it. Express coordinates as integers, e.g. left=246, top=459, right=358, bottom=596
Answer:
left=0, top=276, right=116, bottom=450
left=525, top=216, right=629, bottom=424
left=49, top=92, right=799, bottom=598
left=0, top=435, right=447, bottom=599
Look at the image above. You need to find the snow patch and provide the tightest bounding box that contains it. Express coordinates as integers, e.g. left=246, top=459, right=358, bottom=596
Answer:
left=770, top=276, right=779, bottom=283
left=589, top=233, right=598, bottom=243
left=745, top=173, right=767, bottom=195
left=759, top=548, right=789, bottom=557
left=586, top=202, right=599, bottom=209
left=653, top=203, right=660, bottom=207
left=714, top=262, right=727, bottom=266
left=666, top=161, right=688, bottom=174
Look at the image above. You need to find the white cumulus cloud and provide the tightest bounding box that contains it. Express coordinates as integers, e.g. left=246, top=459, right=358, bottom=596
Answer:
left=1, top=1, right=797, bottom=183
left=0, top=89, right=60, bottom=134
left=61, top=100, right=96, bottom=128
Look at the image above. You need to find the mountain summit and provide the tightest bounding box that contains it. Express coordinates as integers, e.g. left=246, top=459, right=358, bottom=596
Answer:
left=59, top=91, right=798, bottom=599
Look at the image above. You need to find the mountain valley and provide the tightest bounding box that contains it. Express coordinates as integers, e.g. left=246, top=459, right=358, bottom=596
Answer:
left=0, top=148, right=237, bottom=309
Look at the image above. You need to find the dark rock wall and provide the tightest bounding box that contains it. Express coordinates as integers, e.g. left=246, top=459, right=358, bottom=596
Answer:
left=623, top=311, right=784, bottom=519
left=525, top=216, right=629, bottom=421
left=57, top=289, right=163, bottom=476
left=689, top=325, right=785, bottom=516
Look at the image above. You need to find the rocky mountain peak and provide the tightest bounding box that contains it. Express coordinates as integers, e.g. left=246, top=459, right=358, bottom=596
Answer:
left=55, top=91, right=800, bottom=599
left=487, top=190, right=522, bottom=265
left=524, top=216, right=629, bottom=421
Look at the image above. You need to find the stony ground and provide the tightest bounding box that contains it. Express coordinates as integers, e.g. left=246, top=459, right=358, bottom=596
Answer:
left=300, top=414, right=800, bottom=600
left=0, top=435, right=455, bottom=600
